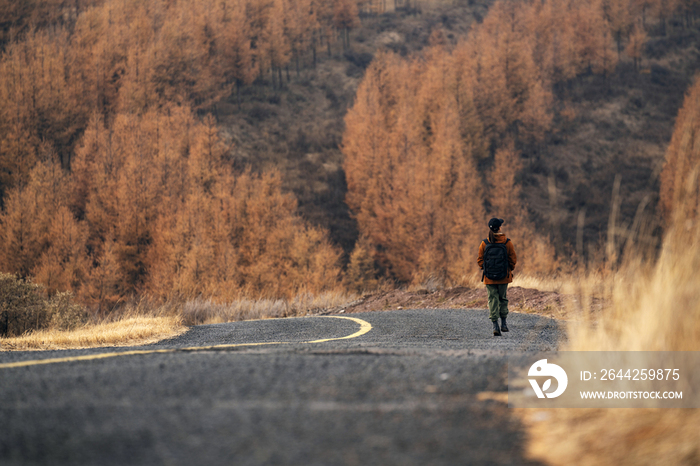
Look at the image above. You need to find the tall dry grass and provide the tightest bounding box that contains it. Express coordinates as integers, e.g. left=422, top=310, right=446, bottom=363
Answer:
left=0, top=316, right=187, bottom=351
left=0, top=289, right=360, bottom=350
left=524, top=223, right=700, bottom=465
left=177, top=289, right=359, bottom=326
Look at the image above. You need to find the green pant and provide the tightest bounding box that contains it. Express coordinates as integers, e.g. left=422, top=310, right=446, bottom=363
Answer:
left=486, top=284, right=509, bottom=321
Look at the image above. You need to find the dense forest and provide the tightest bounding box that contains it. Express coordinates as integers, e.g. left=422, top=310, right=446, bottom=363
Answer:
left=0, top=0, right=699, bottom=310
left=344, top=0, right=700, bottom=282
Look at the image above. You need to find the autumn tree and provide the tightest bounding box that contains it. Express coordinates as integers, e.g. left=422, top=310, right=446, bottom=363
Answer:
left=626, top=21, right=648, bottom=69
left=286, top=0, right=319, bottom=74
left=523, top=0, right=579, bottom=84
left=344, top=236, right=378, bottom=292
left=660, top=75, right=700, bottom=225
left=343, top=50, right=486, bottom=284
left=342, top=0, right=643, bottom=280
left=333, top=0, right=360, bottom=50
left=460, top=1, right=554, bottom=146
left=33, top=205, right=89, bottom=296
left=315, top=0, right=339, bottom=57
left=67, top=105, right=342, bottom=305
left=0, top=186, right=43, bottom=278
left=604, top=0, right=633, bottom=57
left=268, top=0, right=292, bottom=86
left=219, top=1, right=258, bottom=102
left=652, top=0, right=680, bottom=35
left=0, top=28, right=84, bottom=198
left=0, top=154, right=84, bottom=287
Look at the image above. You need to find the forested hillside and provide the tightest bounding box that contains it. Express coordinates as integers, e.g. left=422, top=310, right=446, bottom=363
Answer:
left=342, top=0, right=700, bottom=282
left=0, top=0, right=699, bottom=309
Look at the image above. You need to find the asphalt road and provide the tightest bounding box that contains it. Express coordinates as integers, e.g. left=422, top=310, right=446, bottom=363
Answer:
left=0, top=308, right=563, bottom=466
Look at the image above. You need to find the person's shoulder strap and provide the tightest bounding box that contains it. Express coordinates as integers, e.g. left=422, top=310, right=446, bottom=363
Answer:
left=505, top=238, right=510, bottom=244
left=483, top=238, right=489, bottom=245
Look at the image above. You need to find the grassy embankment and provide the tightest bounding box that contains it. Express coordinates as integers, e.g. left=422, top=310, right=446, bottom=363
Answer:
left=1, top=316, right=187, bottom=351
left=0, top=290, right=358, bottom=351
left=2, top=275, right=603, bottom=351
left=520, top=224, right=700, bottom=464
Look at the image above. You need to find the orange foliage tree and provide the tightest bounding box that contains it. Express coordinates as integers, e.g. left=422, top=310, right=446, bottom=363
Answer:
left=0, top=0, right=364, bottom=198
left=343, top=0, right=642, bottom=284
left=660, top=76, right=700, bottom=226
left=1, top=105, right=340, bottom=309
left=343, top=50, right=486, bottom=285
left=0, top=0, right=360, bottom=308
left=75, top=106, right=341, bottom=305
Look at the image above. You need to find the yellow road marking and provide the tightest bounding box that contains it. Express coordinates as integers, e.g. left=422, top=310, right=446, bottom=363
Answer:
left=0, top=315, right=373, bottom=370
left=303, top=316, right=373, bottom=343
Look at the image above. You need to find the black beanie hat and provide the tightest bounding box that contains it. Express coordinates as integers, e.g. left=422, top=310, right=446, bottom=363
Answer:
left=488, top=218, right=504, bottom=231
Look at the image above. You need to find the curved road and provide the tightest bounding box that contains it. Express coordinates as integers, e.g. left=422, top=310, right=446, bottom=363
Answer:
left=0, top=309, right=562, bottom=465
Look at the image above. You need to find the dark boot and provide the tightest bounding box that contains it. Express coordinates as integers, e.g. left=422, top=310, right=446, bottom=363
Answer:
left=492, top=320, right=501, bottom=336
left=500, top=317, right=509, bottom=332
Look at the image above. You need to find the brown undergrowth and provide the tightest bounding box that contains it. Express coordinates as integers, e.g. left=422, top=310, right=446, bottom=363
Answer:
left=330, top=284, right=604, bottom=321
left=518, top=225, right=700, bottom=465
left=0, top=290, right=359, bottom=351
left=0, top=316, right=187, bottom=351
left=1, top=281, right=583, bottom=351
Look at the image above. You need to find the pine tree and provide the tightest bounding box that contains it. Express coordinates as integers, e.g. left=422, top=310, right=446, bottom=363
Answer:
left=344, top=236, right=378, bottom=293
left=343, top=50, right=487, bottom=284
left=287, top=0, right=318, bottom=75
left=33, top=205, right=89, bottom=296
left=0, top=187, right=42, bottom=277
left=626, top=21, right=647, bottom=70
left=333, top=0, right=360, bottom=50
left=604, top=0, right=633, bottom=57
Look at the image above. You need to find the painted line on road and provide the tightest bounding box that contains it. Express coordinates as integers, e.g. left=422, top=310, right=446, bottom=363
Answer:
left=0, top=315, right=373, bottom=370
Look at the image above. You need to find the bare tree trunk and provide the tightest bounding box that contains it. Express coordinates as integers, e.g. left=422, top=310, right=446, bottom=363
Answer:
left=312, top=35, right=317, bottom=67
left=661, top=15, right=667, bottom=35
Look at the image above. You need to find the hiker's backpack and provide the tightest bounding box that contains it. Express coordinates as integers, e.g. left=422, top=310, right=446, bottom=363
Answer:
left=482, top=238, right=510, bottom=281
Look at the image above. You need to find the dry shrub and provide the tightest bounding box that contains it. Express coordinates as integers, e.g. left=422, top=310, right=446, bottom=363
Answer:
left=46, top=291, right=89, bottom=330
left=0, top=273, right=87, bottom=337
left=344, top=236, right=378, bottom=293
left=525, top=408, right=700, bottom=466
left=0, top=273, right=47, bottom=337
left=525, top=228, right=700, bottom=464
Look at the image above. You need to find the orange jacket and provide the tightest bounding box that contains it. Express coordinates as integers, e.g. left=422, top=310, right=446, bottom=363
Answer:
left=477, top=233, right=517, bottom=285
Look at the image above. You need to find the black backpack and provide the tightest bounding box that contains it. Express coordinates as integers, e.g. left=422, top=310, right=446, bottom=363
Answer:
left=482, top=238, right=510, bottom=281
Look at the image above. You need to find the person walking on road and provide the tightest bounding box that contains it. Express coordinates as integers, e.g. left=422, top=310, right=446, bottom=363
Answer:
left=477, top=218, right=517, bottom=336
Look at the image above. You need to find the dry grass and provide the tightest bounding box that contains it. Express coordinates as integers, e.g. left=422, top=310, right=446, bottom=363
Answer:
left=0, top=316, right=187, bottom=351
left=511, top=272, right=610, bottom=297
left=0, top=290, right=359, bottom=351
left=524, top=409, right=700, bottom=466
left=510, top=275, right=567, bottom=293
left=523, top=228, right=700, bottom=465
left=179, top=289, right=360, bottom=326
